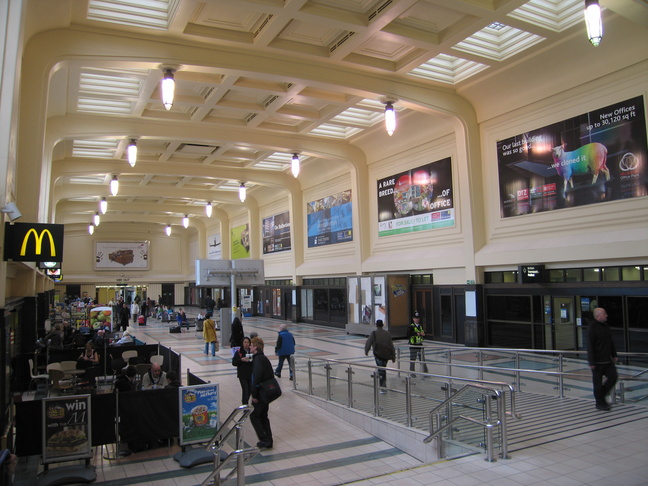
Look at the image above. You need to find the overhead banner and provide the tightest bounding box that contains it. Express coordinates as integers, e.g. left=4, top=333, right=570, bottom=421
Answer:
left=377, top=157, right=454, bottom=237
left=4, top=222, right=64, bottom=262
left=307, top=190, right=353, bottom=248
left=179, top=384, right=219, bottom=446
left=497, top=95, right=647, bottom=217
left=207, top=233, right=222, bottom=260
left=262, top=211, right=291, bottom=254
left=231, top=224, right=250, bottom=259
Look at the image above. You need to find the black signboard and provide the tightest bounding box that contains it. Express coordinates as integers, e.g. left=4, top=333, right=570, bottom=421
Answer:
left=518, top=265, right=545, bottom=284
left=4, top=222, right=64, bottom=262
left=42, top=395, right=92, bottom=464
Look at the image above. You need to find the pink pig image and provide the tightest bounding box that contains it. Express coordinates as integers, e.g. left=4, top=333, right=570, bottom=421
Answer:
left=551, top=142, right=609, bottom=196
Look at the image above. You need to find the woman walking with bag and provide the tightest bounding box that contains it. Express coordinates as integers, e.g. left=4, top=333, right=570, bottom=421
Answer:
left=232, top=336, right=253, bottom=404
left=203, top=312, right=218, bottom=356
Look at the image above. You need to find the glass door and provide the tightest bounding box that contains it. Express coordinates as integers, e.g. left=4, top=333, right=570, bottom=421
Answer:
left=552, top=297, right=576, bottom=350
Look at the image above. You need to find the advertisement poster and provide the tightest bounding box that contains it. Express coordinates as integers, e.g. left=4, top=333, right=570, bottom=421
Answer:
left=377, top=158, right=454, bottom=237
left=307, top=190, right=353, bottom=248
left=207, top=233, right=221, bottom=260
left=179, top=384, right=219, bottom=446
left=497, top=95, right=647, bottom=217
left=262, top=211, right=291, bottom=254
left=231, top=224, right=250, bottom=259
left=42, top=395, right=92, bottom=463
left=94, top=241, right=149, bottom=270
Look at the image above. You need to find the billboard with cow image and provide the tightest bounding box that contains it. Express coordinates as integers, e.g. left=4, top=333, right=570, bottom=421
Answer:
left=497, top=95, right=647, bottom=217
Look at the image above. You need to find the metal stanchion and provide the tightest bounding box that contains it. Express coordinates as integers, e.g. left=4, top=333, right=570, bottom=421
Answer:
left=102, top=389, right=130, bottom=459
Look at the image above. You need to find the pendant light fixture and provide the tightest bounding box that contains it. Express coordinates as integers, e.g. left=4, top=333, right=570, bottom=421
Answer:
left=94, top=212, right=101, bottom=226
left=99, top=197, right=107, bottom=214
left=584, top=0, right=603, bottom=46
left=165, top=224, right=172, bottom=236
left=162, top=68, right=175, bottom=110
left=110, top=175, right=119, bottom=196
left=239, top=182, right=247, bottom=203
left=88, top=224, right=94, bottom=235
left=384, top=100, right=396, bottom=136
left=292, top=153, right=300, bottom=178
left=127, top=139, right=138, bottom=167
left=183, top=215, right=189, bottom=228
left=205, top=202, right=212, bottom=218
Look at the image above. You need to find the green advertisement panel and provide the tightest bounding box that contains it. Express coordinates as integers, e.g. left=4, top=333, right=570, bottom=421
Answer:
left=179, top=384, right=219, bottom=446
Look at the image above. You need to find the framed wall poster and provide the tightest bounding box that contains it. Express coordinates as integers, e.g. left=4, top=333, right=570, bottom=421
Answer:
left=94, top=241, right=149, bottom=270
left=377, top=158, right=455, bottom=237
left=231, top=224, right=250, bottom=259
left=262, top=211, right=291, bottom=254
left=307, top=190, right=353, bottom=248
left=497, top=95, right=647, bottom=217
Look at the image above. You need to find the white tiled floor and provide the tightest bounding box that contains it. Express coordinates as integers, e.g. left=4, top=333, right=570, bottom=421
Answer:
left=15, top=311, right=648, bottom=485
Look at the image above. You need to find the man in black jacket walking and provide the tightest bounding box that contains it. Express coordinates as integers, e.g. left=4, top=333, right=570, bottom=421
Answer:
left=587, top=307, right=618, bottom=411
left=250, top=336, right=274, bottom=448
left=364, top=320, right=395, bottom=389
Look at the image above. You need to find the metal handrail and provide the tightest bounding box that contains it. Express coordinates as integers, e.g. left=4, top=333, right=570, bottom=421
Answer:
left=206, top=405, right=253, bottom=451
left=424, top=383, right=507, bottom=461
left=300, top=356, right=522, bottom=420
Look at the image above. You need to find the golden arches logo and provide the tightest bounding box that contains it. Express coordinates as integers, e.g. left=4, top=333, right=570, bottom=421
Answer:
left=20, top=228, right=56, bottom=257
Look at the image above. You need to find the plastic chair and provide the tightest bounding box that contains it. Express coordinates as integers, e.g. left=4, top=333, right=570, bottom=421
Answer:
left=150, top=355, right=164, bottom=366
left=48, top=369, right=74, bottom=396
left=46, top=362, right=62, bottom=372
left=111, top=356, right=125, bottom=371
left=28, top=358, right=48, bottom=390
left=135, top=363, right=152, bottom=388
left=121, top=350, right=138, bottom=362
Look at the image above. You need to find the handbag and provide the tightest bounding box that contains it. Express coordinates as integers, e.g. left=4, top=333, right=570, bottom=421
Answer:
left=258, top=376, right=282, bottom=403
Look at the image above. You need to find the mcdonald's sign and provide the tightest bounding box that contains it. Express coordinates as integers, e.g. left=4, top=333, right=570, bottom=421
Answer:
left=4, top=222, right=64, bottom=262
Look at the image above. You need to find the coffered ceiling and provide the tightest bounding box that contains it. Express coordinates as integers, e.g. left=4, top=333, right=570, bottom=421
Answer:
left=23, top=0, right=646, bottom=231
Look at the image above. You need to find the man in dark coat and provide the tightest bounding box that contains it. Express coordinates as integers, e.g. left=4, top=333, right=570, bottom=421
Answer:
left=587, top=307, right=618, bottom=411
left=250, top=336, right=275, bottom=449
left=364, top=319, right=395, bottom=389
left=119, top=303, right=130, bottom=331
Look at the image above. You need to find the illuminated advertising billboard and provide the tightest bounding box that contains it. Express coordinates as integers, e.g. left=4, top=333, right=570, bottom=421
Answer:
left=497, top=96, right=647, bottom=217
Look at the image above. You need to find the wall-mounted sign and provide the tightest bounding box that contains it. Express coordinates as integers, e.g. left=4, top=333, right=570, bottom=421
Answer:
left=4, top=222, right=64, bottom=262
left=377, top=157, right=455, bottom=236
left=94, top=241, right=149, bottom=270
left=497, top=96, right=647, bottom=217
left=39, top=261, right=61, bottom=270
left=518, top=265, right=545, bottom=284
left=307, top=190, right=353, bottom=248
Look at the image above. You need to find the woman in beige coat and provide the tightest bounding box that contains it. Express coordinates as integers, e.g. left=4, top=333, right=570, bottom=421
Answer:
left=203, top=312, right=218, bottom=356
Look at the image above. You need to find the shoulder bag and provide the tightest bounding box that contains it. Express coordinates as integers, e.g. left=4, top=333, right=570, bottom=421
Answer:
left=259, top=376, right=282, bottom=403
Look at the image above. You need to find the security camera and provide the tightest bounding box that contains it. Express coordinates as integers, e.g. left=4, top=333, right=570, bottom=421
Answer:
left=1, top=202, right=22, bottom=221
